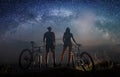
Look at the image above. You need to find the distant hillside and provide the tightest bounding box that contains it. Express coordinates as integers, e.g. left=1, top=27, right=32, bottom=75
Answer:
left=0, top=40, right=120, bottom=65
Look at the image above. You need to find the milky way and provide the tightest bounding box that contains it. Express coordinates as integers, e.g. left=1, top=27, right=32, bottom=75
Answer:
left=0, top=0, right=120, bottom=45
left=0, top=0, right=120, bottom=64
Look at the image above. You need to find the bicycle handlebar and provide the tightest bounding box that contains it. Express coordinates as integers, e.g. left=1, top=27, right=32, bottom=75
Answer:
left=30, top=41, right=45, bottom=48
left=75, top=43, right=82, bottom=47
left=78, top=44, right=81, bottom=47
left=30, top=41, right=81, bottom=48
left=30, top=41, right=34, bottom=44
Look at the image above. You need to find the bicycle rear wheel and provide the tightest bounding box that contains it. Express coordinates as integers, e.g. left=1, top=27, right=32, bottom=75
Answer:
left=19, top=49, right=32, bottom=70
left=80, top=52, right=95, bottom=72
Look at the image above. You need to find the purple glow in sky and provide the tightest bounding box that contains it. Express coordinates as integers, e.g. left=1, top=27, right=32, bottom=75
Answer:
left=0, top=0, right=120, bottom=63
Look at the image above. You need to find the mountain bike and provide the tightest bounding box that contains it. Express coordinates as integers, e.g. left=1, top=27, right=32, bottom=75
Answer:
left=71, top=44, right=95, bottom=72
left=19, top=41, right=43, bottom=70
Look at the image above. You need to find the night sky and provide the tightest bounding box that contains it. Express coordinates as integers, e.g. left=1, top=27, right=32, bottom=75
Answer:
left=0, top=0, right=120, bottom=63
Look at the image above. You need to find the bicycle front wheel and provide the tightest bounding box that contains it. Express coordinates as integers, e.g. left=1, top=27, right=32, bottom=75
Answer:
left=19, top=49, right=32, bottom=70
left=80, top=52, right=95, bottom=72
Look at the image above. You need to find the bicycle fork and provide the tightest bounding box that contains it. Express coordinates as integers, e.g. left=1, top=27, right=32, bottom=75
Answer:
left=38, top=55, right=42, bottom=68
left=31, top=54, right=42, bottom=69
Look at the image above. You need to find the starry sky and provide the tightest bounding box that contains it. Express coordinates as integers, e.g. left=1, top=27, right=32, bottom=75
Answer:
left=0, top=0, right=120, bottom=45
left=0, top=0, right=120, bottom=63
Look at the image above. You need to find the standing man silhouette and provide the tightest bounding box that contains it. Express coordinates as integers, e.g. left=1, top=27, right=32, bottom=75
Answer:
left=59, top=27, right=77, bottom=66
left=43, top=27, right=56, bottom=67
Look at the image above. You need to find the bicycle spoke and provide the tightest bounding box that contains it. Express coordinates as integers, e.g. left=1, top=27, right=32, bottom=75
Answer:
left=80, top=52, right=95, bottom=72
left=19, top=49, right=32, bottom=70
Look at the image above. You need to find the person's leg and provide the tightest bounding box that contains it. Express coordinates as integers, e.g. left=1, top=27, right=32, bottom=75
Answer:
left=67, top=44, right=72, bottom=66
left=45, top=52, right=49, bottom=67
left=51, top=48, right=56, bottom=67
left=53, top=51, right=56, bottom=67
left=59, top=46, right=67, bottom=65
left=46, top=45, right=49, bottom=67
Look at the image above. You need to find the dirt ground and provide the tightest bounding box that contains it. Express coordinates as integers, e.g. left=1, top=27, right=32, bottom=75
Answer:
left=0, top=64, right=120, bottom=77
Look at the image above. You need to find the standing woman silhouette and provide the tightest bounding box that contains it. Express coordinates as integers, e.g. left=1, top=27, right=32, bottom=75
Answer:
left=59, top=27, right=77, bottom=66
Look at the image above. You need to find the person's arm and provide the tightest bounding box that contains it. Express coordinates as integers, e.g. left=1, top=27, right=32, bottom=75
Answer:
left=63, top=33, right=65, bottom=43
left=43, top=33, right=46, bottom=46
left=71, top=34, right=77, bottom=45
left=53, top=32, right=56, bottom=46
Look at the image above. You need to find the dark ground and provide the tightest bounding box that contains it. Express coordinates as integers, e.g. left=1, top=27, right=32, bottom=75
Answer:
left=0, top=64, right=120, bottom=77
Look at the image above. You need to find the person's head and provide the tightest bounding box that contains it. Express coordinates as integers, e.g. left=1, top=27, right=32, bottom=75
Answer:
left=47, top=26, right=52, bottom=31
left=65, top=27, right=70, bottom=33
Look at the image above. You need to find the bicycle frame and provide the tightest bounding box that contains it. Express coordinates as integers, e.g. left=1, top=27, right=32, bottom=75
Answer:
left=71, top=44, right=81, bottom=63
left=19, top=41, right=43, bottom=70
left=30, top=41, right=42, bottom=68
left=72, top=44, right=81, bottom=58
left=72, top=44, right=95, bottom=72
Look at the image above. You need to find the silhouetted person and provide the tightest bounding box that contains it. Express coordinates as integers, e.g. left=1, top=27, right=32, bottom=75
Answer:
left=59, top=27, right=77, bottom=66
left=43, top=27, right=56, bottom=67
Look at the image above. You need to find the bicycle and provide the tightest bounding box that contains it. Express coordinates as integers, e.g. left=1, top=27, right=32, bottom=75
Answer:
left=19, top=41, right=43, bottom=70
left=71, top=44, right=95, bottom=72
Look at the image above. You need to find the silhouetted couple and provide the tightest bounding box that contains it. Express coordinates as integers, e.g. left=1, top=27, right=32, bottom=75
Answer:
left=43, top=27, right=77, bottom=67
